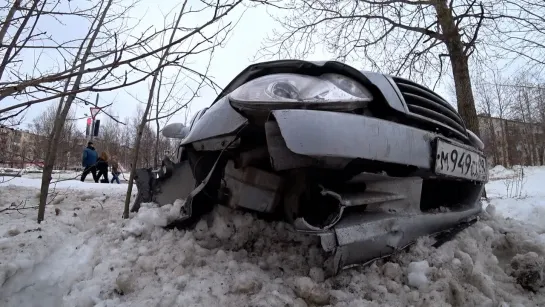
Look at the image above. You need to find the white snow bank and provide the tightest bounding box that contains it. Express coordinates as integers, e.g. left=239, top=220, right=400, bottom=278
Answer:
left=485, top=166, right=545, bottom=230
left=2, top=181, right=545, bottom=306
left=0, top=184, right=137, bottom=307
left=0, top=177, right=130, bottom=191
left=489, top=165, right=514, bottom=180
left=0, top=167, right=61, bottom=175
left=3, top=167, right=545, bottom=307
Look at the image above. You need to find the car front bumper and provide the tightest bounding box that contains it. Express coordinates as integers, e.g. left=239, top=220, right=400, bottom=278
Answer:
left=270, top=109, right=485, bottom=274
left=272, top=109, right=463, bottom=171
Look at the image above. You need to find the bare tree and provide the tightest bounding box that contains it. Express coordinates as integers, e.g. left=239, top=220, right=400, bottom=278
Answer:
left=257, top=0, right=545, bottom=136
left=473, top=67, right=545, bottom=167
left=510, top=73, right=544, bottom=165
left=0, top=0, right=242, bottom=222
left=37, top=0, right=116, bottom=222
left=121, top=0, right=241, bottom=219
left=0, top=0, right=117, bottom=122
left=30, top=107, right=83, bottom=168
left=0, top=0, right=241, bottom=124
left=474, top=70, right=516, bottom=166
left=474, top=80, right=499, bottom=165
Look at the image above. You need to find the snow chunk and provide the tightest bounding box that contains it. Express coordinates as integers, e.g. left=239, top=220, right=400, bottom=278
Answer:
left=292, top=276, right=330, bottom=305
left=382, top=262, right=401, bottom=281
left=407, top=260, right=430, bottom=289
left=231, top=271, right=263, bottom=294
left=137, top=204, right=168, bottom=227
left=211, top=211, right=234, bottom=240
left=509, top=252, right=545, bottom=292
left=309, top=267, right=325, bottom=283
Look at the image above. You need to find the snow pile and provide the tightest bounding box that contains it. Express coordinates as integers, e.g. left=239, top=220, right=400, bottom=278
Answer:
left=0, top=177, right=129, bottom=191
left=509, top=252, right=545, bottom=292
left=486, top=166, right=545, bottom=230
left=406, top=260, right=431, bottom=289
left=0, top=168, right=23, bottom=174
left=0, top=167, right=59, bottom=175
left=4, top=198, right=545, bottom=306
left=489, top=165, right=516, bottom=180
left=2, top=174, right=545, bottom=306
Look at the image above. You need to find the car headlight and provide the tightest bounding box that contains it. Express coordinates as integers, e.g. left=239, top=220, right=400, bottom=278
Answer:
left=228, top=73, right=373, bottom=111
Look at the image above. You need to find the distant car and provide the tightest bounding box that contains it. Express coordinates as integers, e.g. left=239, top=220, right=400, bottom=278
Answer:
left=132, top=60, right=488, bottom=274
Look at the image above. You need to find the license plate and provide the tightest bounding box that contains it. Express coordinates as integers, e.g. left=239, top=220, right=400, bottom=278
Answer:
left=434, top=139, right=487, bottom=181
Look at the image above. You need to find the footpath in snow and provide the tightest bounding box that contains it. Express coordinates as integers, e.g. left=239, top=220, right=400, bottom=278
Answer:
left=1, top=169, right=545, bottom=307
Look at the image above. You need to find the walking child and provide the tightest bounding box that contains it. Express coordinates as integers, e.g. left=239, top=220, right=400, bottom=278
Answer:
left=110, top=155, right=121, bottom=184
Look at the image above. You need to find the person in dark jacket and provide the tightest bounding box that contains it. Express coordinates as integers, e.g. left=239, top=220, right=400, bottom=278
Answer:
left=80, top=141, right=98, bottom=182
left=96, top=151, right=110, bottom=183
left=110, top=155, right=121, bottom=184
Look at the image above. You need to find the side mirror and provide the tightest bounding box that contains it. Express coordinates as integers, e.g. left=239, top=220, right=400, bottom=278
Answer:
left=162, top=123, right=190, bottom=139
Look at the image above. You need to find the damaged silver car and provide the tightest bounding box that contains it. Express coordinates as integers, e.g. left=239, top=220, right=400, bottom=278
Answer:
left=131, top=60, right=488, bottom=274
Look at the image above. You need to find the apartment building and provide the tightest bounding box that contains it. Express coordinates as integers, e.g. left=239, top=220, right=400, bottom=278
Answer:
left=0, top=125, right=43, bottom=168
left=478, top=115, right=545, bottom=167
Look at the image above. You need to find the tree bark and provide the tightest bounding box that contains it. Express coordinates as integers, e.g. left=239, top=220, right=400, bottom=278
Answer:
left=449, top=55, right=480, bottom=135
left=154, top=70, right=163, bottom=169
left=433, top=0, right=480, bottom=136
left=523, top=92, right=539, bottom=164
left=123, top=105, right=154, bottom=219
left=0, top=0, right=20, bottom=44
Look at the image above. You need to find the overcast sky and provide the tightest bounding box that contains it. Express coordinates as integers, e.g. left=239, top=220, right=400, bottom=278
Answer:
left=7, top=0, right=469, bottom=134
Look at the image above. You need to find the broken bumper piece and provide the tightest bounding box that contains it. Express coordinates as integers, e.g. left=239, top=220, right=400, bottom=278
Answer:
left=318, top=205, right=482, bottom=274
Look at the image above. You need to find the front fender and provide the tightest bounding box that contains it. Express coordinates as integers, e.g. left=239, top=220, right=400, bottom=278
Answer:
left=181, top=96, right=248, bottom=145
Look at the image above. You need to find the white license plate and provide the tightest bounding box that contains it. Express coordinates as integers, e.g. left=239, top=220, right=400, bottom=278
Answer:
left=434, top=139, right=487, bottom=181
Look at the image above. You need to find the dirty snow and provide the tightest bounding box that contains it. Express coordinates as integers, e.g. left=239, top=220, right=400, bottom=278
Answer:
left=1, top=168, right=545, bottom=307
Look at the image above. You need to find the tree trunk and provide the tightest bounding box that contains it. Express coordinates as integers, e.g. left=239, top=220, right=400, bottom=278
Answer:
left=38, top=112, right=71, bottom=221
left=154, top=129, right=160, bottom=169
left=486, top=118, right=498, bottom=165
left=433, top=0, right=480, bottom=136
left=0, top=0, right=20, bottom=44
left=449, top=54, right=480, bottom=135
left=523, top=94, right=539, bottom=165
left=37, top=0, right=113, bottom=223
left=501, top=121, right=509, bottom=166
left=123, top=8, right=186, bottom=218
left=154, top=71, right=163, bottom=169
left=123, top=109, right=153, bottom=219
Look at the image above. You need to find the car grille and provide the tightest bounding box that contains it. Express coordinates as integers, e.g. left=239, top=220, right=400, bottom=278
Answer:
left=391, top=76, right=468, bottom=141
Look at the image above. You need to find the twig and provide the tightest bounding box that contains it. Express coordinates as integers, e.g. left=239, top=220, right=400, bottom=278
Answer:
left=0, top=199, right=38, bottom=213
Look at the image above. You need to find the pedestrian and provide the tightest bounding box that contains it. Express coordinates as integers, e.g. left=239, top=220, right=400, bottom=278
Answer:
left=80, top=141, right=98, bottom=182
left=96, top=151, right=110, bottom=183
left=110, top=155, right=121, bottom=184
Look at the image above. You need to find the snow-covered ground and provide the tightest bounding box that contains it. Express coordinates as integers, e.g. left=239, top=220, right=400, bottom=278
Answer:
left=0, top=169, right=131, bottom=183
left=1, top=168, right=545, bottom=307
left=486, top=166, right=545, bottom=230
